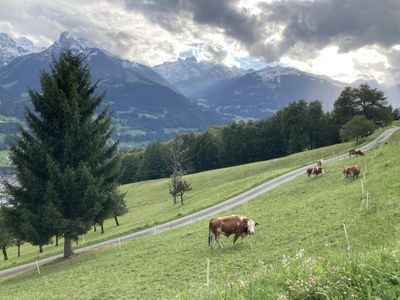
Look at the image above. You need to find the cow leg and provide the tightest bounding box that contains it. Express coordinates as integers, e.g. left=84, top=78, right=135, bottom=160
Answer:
left=233, top=235, right=239, bottom=248
left=212, top=232, right=223, bottom=248
left=216, top=237, right=223, bottom=248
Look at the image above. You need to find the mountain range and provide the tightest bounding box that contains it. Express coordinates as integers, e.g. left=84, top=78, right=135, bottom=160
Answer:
left=153, top=56, right=248, bottom=98
left=194, top=65, right=345, bottom=119
left=0, top=32, right=223, bottom=147
left=0, top=33, right=43, bottom=66
left=0, top=31, right=399, bottom=148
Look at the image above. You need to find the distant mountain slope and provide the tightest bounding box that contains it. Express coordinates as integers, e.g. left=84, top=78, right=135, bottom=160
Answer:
left=386, top=84, right=400, bottom=108
left=0, top=32, right=222, bottom=146
left=153, top=57, right=248, bottom=98
left=200, top=66, right=345, bottom=119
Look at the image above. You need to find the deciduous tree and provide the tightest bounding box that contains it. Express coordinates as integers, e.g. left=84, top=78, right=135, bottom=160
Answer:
left=339, top=115, right=376, bottom=142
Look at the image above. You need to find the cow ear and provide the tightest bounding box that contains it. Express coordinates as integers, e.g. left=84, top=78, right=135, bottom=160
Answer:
left=255, top=223, right=259, bottom=226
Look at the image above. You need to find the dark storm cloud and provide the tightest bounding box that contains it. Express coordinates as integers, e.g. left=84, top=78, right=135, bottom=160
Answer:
left=124, top=0, right=400, bottom=62
left=123, top=0, right=265, bottom=48
left=263, top=0, right=400, bottom=54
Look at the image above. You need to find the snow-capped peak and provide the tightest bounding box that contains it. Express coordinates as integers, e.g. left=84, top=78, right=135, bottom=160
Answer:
left=15, top=36, right=44, bottom=54
left=15, top=36, right=33, bottom=48
left=53, top=31, right=92, bottom=51
left=0, top=32, right=32, bottom=66
left=183, top=56, right=198, bottom=63
left=255, top=65, right=345, bottom=88
left=0, top=33, right=16, bottom=45
left=257, top=65, right=301, bottom=80
left=43, top=32, right=109, bottom=60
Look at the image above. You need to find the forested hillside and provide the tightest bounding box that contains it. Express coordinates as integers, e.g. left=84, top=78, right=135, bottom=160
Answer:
left=119, top=84, right=395, bottom=184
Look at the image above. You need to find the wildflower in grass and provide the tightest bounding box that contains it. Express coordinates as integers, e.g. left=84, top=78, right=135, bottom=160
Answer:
left=282, top=255, right=291, bottom=269
left=296, top=248, right=304, bottom=259
left=276, top=293, right=289, bottom=300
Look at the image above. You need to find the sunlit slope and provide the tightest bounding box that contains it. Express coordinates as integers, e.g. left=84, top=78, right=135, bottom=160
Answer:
left=1, top=129, right=399, bottom=299
left=1, top=130, right=381, bottom=270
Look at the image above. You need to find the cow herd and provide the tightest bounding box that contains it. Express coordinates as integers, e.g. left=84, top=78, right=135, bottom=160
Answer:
left=208, top=148, right=365, bottom=249
left=306, top=149, right=364, bottom=181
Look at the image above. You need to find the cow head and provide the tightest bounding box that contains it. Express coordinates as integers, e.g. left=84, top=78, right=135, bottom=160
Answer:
left=246, top=219, right=259, bottom=235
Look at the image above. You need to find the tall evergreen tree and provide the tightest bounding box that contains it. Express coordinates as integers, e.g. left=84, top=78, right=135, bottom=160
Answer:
left=193, top=131, right=219, bottom=171
left=5, top=51, right=124, bottom=258
left=279, top=100, right=310, bottom=153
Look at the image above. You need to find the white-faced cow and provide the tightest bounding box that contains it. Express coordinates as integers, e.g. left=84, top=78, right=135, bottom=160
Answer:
left=208, top=215, right=259, bottom=248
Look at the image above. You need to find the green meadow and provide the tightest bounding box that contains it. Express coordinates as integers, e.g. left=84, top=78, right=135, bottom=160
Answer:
left=0, top=128, right=384, bottom=270
left=1, top=128, right=399, bottom=299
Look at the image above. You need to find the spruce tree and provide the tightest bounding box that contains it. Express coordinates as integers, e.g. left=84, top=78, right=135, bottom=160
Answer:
left=5, top=51, right=124, bottom=258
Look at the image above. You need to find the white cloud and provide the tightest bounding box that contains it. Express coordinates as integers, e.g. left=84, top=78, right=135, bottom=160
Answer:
left=281, top=46, right=391, bottom=85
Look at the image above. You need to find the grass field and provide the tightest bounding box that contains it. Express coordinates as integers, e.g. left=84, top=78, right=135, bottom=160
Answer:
left=1, top=128, right=399, bottom=299
left=0, top=129, right=384, bottom=270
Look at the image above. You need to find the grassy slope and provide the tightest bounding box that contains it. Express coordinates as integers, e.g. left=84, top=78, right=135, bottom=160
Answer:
left=0, top=130, right=382, bottom=270
left=1, top=129, right=399, bottom=299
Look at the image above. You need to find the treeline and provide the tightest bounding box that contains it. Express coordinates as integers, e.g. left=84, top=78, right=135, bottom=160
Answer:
left=119, top=84, right=396, bottom=184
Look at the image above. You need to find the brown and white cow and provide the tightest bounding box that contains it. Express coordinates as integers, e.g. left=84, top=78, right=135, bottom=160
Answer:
left=343, top=164, right=360, bottom=180
left=307, top=166, right=323, bottom=177
left=208, top=215, right=259, bottom=248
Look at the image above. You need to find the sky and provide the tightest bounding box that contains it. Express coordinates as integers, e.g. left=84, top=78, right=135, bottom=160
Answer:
left=1, top=0, right=400, bottom=86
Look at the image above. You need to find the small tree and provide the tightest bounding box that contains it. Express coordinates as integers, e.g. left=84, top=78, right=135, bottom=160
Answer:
left=2, top=206, right=26, bottom=256
left=0, top=209, right=13, bottom=260
left=169, top=172, right=192, bottom=205
left=340, top=115, right=376, bottom=142
left=176, top=178, right=192, bottom=205
left=113, top=194, right=128, bottom=226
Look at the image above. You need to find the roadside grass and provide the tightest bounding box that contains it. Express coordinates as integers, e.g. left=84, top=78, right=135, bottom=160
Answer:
left=1, top=130, right=399, bottom=299
left=198, top=249, right=400, bottom=299
left=0, top=128, right=384, bottom=270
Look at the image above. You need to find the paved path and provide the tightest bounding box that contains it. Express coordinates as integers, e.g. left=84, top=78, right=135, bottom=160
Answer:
left=1, top=126, right=398, bottom=278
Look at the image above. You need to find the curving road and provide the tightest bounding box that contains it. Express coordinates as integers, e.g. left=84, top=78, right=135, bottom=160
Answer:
left=1, top=126, right=398, bottom=278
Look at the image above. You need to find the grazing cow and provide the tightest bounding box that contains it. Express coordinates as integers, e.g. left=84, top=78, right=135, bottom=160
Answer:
left=208, top=215, right=259, bottom=248
left=307, top=166, right=323, bottom=177
left=354, top=149, right=364, bottom=156
left=343, top=165, right=360, bottom=180
left=349, top=149, right=364, bottom=157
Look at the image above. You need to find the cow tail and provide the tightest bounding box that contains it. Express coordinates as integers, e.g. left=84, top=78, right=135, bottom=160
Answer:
left=208, top=222, right=212, bottom=247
